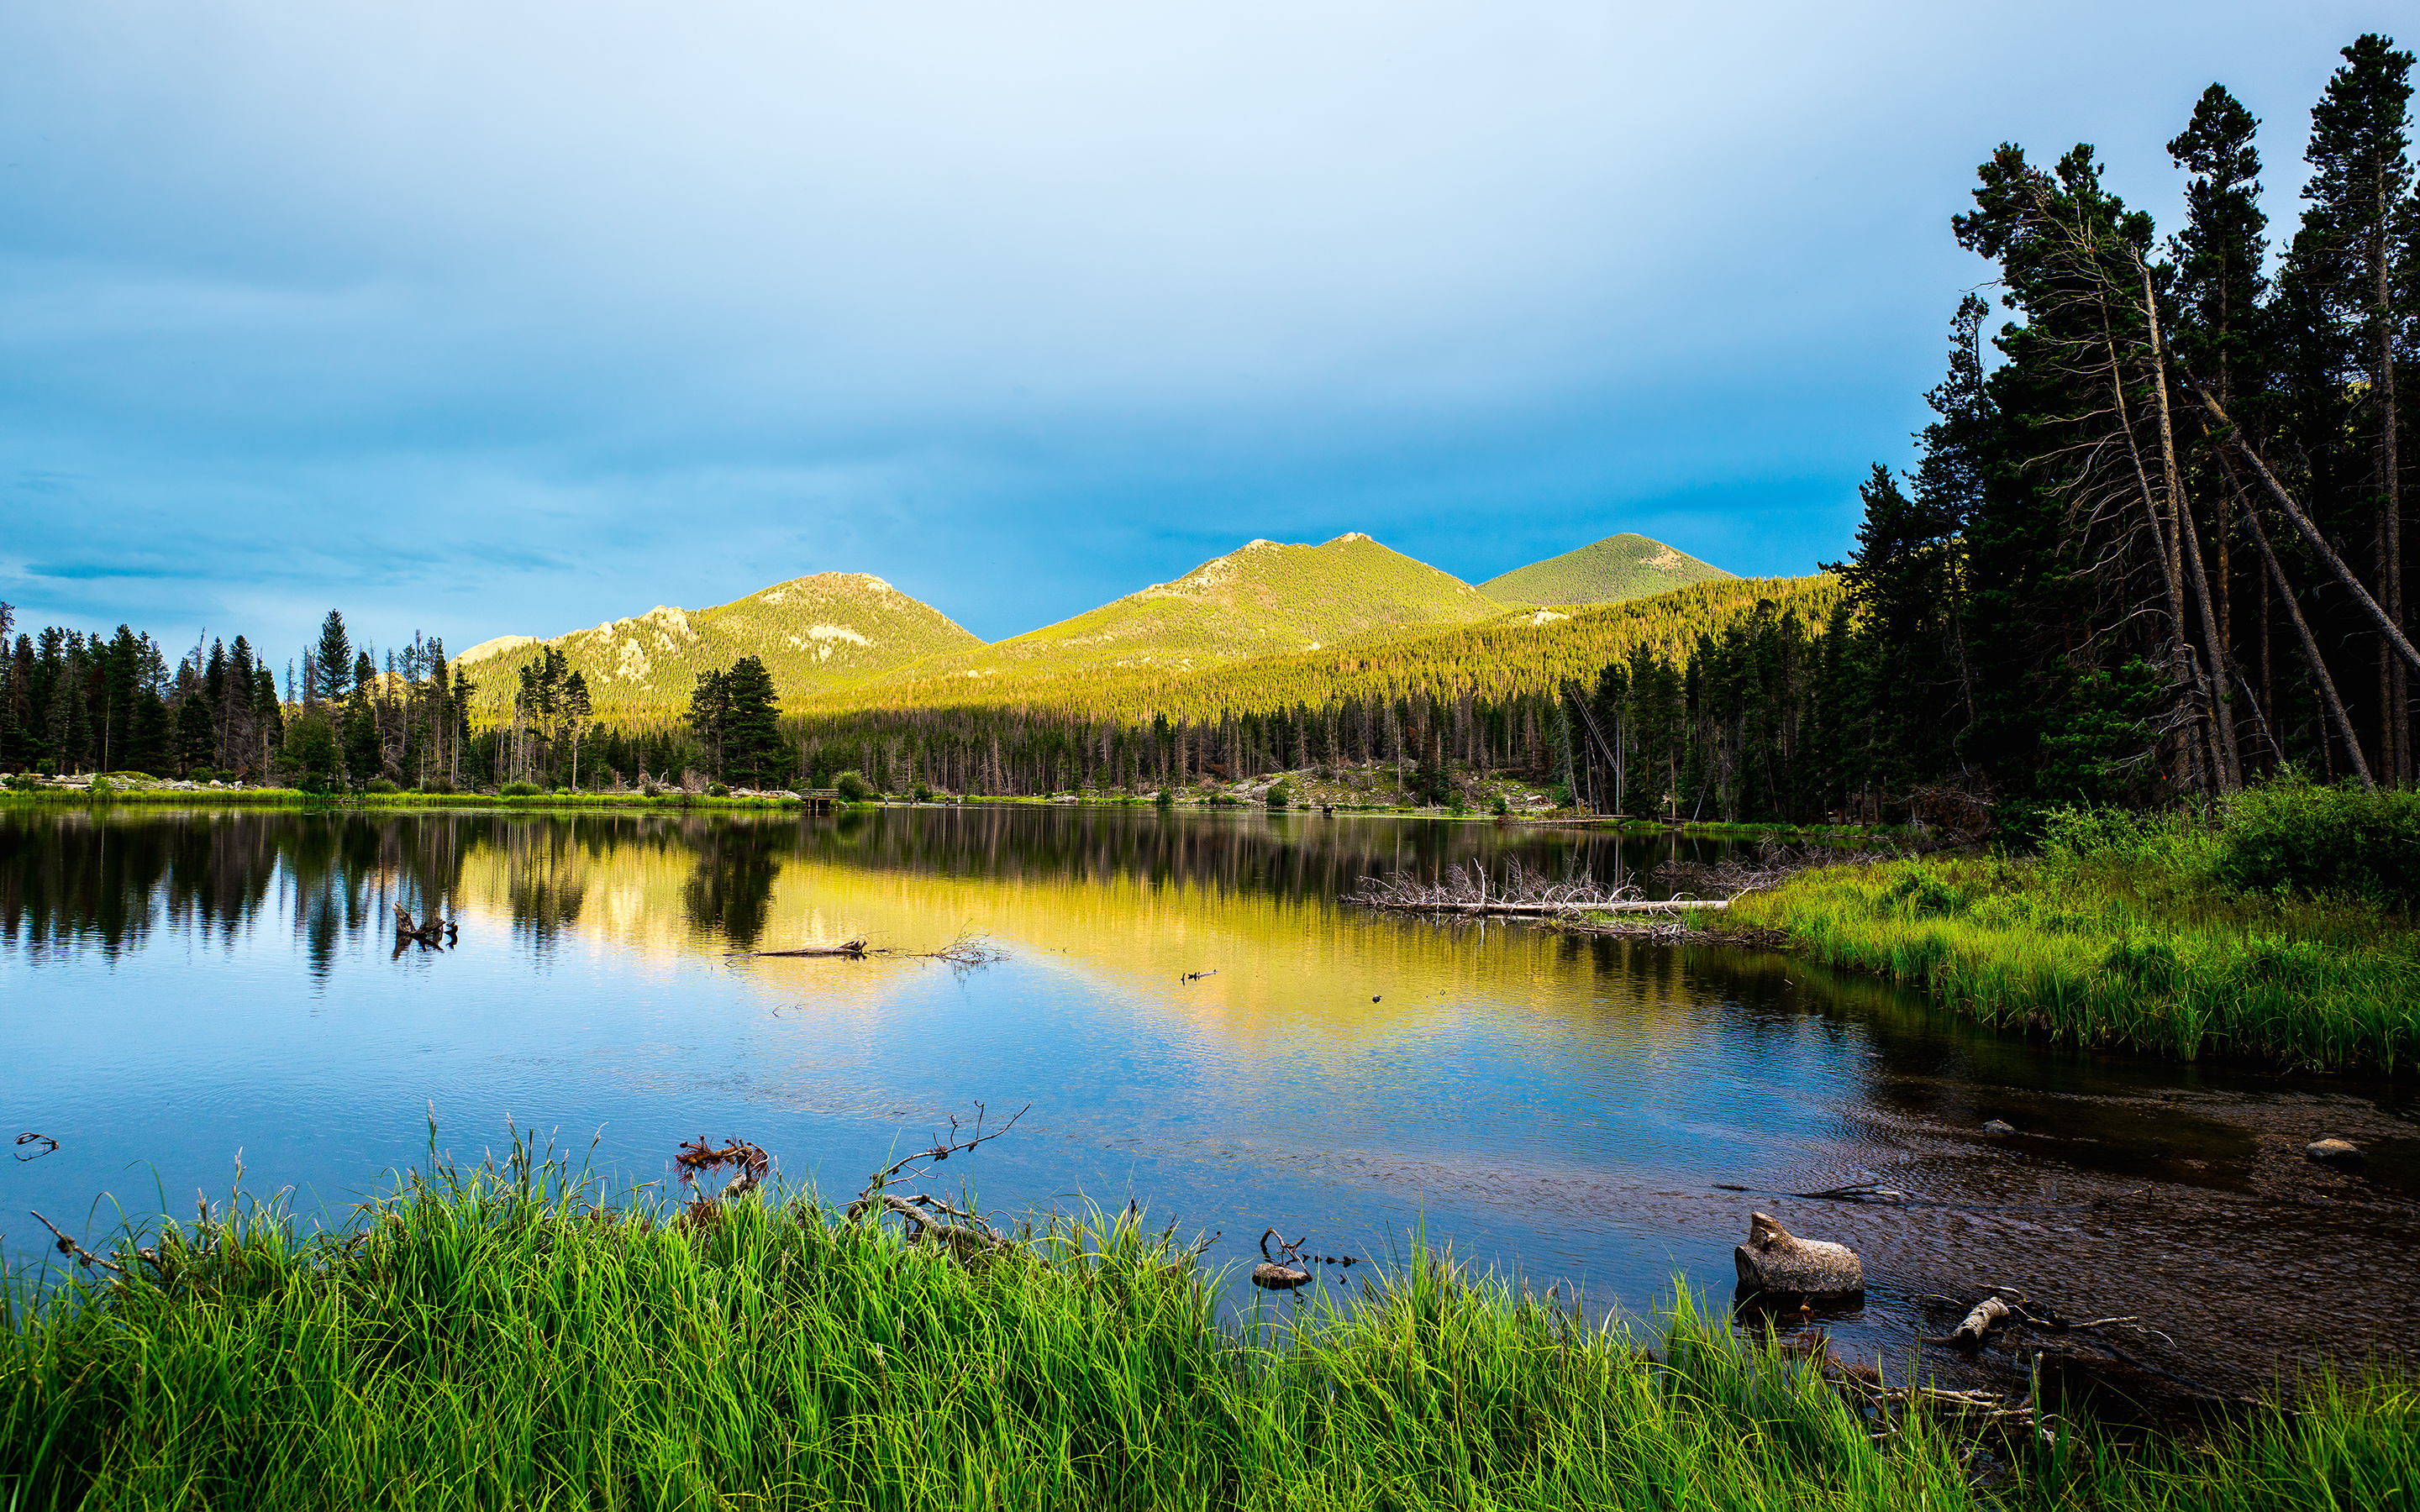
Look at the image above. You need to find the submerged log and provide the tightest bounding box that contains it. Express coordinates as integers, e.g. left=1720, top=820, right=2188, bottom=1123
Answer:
left=745, top=939, right=869, bottom=958
left=1733, top=1212, right=1863, bottom=1299
left=1950, top=1295, right=2012, bottom=1348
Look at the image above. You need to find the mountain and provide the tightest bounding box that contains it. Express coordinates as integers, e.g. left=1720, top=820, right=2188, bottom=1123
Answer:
left=455, top=573, right=981, bottom=717
left=1478, top=533, right=1733, bottom=606
left=797, top=573, right=1840, bottom=724
left=878, top=533, right=1507, bottom=685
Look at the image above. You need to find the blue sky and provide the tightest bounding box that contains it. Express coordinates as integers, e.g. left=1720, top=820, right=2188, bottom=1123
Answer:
left=0, top=1, right=2406, bottom=657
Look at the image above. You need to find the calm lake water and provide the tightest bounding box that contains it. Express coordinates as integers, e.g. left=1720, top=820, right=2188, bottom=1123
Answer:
left=4, top=803, right=2414, bottom=1394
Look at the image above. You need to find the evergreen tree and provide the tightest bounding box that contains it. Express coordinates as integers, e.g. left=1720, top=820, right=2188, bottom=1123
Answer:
left=2281, top=34, right=2414, bottom=781
left=176, top=695, right=216, bottom=774
left=313, top=611, right=354, bottom=704
left=720, top=657, right=783, bottom=786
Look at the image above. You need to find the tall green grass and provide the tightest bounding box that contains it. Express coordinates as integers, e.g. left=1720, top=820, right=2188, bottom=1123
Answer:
left=3, top=1149, right=2411, bottom=1509
left=1729, top=788, right=2420, bottom=1072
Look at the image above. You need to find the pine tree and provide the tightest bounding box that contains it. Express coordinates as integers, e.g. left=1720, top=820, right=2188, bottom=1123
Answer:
left=313, top=612, right=354, bottom=704
left=2283, top=35, right=2414, bottom=780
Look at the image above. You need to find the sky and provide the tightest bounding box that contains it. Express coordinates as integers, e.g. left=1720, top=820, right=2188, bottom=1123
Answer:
left=1, top=1, right=2410, bottom=659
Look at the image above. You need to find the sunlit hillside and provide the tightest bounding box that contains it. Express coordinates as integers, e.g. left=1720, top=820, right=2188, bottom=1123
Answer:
left=876, top=533, right=1508, bottom=687
left=1479, top=533, right=1733, bottom=606
left=797, top=573, right=1841, bottom=724
left=455, top=574, right=981, bottom=720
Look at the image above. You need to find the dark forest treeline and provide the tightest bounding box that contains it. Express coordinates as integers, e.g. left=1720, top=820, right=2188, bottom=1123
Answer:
left=0, top=606, right=474, bottom=794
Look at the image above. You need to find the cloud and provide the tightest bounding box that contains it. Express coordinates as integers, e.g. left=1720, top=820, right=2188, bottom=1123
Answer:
left=0, top=0, right=2396, bottom=650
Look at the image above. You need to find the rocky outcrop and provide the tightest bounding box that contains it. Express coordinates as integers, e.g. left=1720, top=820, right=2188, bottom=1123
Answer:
left=1733, top=1212, right=1863, bottom=1298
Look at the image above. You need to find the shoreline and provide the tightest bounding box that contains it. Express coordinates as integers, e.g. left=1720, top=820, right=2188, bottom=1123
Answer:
left=5, top=1156, right=2408, bottom=1507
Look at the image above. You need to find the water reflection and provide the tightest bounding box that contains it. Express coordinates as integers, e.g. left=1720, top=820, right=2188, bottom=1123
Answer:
left=4, top=802, right=2413, bottom=1397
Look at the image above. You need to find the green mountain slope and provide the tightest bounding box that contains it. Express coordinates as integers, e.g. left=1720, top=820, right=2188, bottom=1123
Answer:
left=878, top=533, right=1507, bottom=686
left=798, top=574, right=1842, bottom=725
left=456, top=574, right=981, bottom=719
left=1479, top=533, right=1733, bottom=606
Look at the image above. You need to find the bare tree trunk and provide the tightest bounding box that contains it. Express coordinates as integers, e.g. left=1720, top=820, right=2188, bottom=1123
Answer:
left=2142, top=270, right=2241, bottom=792
left=2238, top=479, right=2373, bottom=790
left=2108, top=337, right=2210, bottom=796
left=2375, top=195, right=2405, bottom=784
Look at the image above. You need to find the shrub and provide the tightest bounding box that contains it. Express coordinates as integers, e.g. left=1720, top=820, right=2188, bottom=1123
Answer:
left=1491, top=794, right=1511, bottom=816
left=1265, top=780, right=1293, bottom=809
left=420, top=780, right=454, bottom=795
left=1155, top=788, right=1174, bottom=808
left=913, top=782, right=934, bottom=803
left=706, top=782, right=730, bottom=797
left=833, top=770, right=872, bottom=804
left=363, top=777, right=399, bottom=795
left=2217, top=772, right=2420, bottom=906
left=499, top=780, right=542, bottom=798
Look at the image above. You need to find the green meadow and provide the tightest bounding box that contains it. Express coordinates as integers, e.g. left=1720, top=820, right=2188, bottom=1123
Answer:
left=1729, top=777, right=2420, bottom=1074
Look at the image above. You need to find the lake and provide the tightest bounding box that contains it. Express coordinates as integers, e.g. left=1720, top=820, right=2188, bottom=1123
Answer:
left=4, top=802, right=2414, bottom=1395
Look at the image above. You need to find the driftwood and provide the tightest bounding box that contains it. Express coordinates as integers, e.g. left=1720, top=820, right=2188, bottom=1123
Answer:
left=1733, top=1212, right=1863, bottom=1298
left=844, top=1191, right=1009, bottom=1255
left=749, top=939, right=868, bottom=958
left=1251, top=1227, right=1313, bottom=1289
left=1949, top=1295, right=2012, bottom=1348
left=1378, top=899, right=1728, bottom=916
left=1349, top=858, right=1646, bottom=915
left=734, top=932, right=1006, bottom=969
left=391, top=902, right=456, bottom=953
left=844, top=1103, right=1028, bottom=1262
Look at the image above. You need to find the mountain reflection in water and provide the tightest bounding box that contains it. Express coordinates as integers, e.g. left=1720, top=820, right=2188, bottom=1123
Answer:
left=3, top=803, right=2413, bottom=1396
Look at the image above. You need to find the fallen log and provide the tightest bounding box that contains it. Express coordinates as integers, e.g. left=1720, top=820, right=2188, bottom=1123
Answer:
left=1361, top=899, right=1730, bottom=916
left=1949, top=1295, right=2011, bottom=1348
left=745, top=939, right=869, bottom=958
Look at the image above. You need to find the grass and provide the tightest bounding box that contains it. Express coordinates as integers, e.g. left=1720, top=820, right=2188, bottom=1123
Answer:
left=1728, top=792, right=2420, bottom=1073
left=3, top=1147, right=2413, bottom=1509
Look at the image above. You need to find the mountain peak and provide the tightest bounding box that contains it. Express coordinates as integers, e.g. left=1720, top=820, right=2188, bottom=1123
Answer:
left=1480, top=533, right=1733, bottom=607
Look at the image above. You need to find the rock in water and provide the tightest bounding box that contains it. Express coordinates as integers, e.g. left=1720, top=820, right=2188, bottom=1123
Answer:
left=2306, top=1138, right=2365, bottom=1168
left=1733, top=1212, right=1863, bottom=1298
left=1981, top=1119, right=2017, bottom=1136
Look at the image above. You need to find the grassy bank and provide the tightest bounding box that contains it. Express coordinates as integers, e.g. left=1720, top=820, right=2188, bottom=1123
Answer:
left=3, top=1158, right=2412, bottom=1509
left=1728, top=783, right=2420, bottom=1073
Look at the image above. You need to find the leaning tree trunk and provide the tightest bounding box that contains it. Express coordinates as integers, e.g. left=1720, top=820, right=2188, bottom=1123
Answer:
left=2143, top=269, right=2240, bottom=791
left=2233, top=468, right=2375, bottom=791
left=2183, top=374, right=2420, bottom=679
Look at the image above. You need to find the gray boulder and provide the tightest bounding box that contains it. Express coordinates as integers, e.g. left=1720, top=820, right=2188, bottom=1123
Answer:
left=1733, top=1212, right=1864, bottom=1298
left=2305, top=1138, right=2365, bottom=1168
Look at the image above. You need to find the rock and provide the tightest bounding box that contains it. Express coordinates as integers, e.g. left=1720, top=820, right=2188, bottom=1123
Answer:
left=1981, top=1119, right=2017, bottom=1136
left=2306, top=1137, right=2365, bottom=1168
left=1733, top=1212, right=1863, bottom=1298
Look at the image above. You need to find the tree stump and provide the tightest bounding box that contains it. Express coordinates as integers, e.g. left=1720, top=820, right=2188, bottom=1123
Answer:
left=1733, top=1212, right=1863, bottom=1298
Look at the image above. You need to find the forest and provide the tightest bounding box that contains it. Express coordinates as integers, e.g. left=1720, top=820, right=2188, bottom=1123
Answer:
left=4, top=34, right=2413, bottom=832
